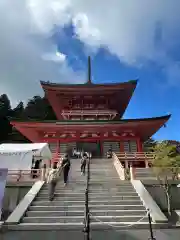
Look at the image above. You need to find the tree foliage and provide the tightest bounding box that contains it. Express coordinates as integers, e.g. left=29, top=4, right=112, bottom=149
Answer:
left=152, top=141, right=180, bottom=215
left=0, top=94, right=56, bottom=143
left=143, top=137, right=157, bottom=152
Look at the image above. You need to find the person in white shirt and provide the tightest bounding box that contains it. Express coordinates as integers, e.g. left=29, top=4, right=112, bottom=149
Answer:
left=47, top=162, right=61, bottom=201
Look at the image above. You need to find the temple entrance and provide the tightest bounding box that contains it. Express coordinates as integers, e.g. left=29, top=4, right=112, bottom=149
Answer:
left=77, top=141, right=101, bottom=157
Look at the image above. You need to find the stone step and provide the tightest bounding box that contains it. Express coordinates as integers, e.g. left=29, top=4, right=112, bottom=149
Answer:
left=90, top=215, right=148, bottom=223
left=22, top=215, right=148, bottom=224
left=88, top=187, right=135, bottom=191
left=43, top=182, right=87, bottom=187
left=90, top=171, right=116, bottom=172
left=26, top=210, right=84, bottom=217
left=89, top=177, right=120, bottom=180
left=10, top=221, right=163, bottom=231
left=90, top=168, right=116, bottom=170
left=35, top=195, right=140, bottom=201
left=22, top=216, right=84, bottom=224
left=41, top=188, right=136, bottom=194
left=32, top=200, right=142, bottom=206
left=89, top=176, right=120, bottom=179
left=42, top=186, right=86, bottom=191
left=29, top=204, right=145, bottom=211
left=26, top=209, right=147, bottom=217
left=88, top=199, right=142, bottom=204
left=38, top=191, right=138, bottom=197
left=90, top=168, right=116, bottom=171
left=135, top=173, right=156, bottom=177
left=40, top=189, right=86, bottom=193
left=89, top=179, right=121, bottom=182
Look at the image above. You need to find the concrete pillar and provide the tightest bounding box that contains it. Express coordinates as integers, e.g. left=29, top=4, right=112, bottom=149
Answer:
left=125, top=160, right=129, bottom=169
left=130, top=166, right=135, bottom=180
left=145, top=160, right=149, bottom=168
left=41, top=164, right=46, bottom=181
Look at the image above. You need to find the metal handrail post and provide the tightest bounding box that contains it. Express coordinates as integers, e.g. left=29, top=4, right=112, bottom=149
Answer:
left=83, top=155, right=90, bottom=240
left=147, top=210, right=156, bottom=240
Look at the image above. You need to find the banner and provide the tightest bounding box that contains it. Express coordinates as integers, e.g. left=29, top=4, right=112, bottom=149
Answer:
left=0, top=168, right=8, bottom=220
left=0, top=152, right=33, bottom=170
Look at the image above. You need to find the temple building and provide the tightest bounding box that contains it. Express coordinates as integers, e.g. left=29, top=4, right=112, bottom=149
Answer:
left=11, top=57, right=170, bottom=166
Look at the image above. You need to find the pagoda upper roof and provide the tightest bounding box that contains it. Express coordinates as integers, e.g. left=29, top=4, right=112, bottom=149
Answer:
left=11, top=114, right=170, bottom=141
left=40, top=79, right=137, bottom=91
left=40, top=79, right=138, bottom=119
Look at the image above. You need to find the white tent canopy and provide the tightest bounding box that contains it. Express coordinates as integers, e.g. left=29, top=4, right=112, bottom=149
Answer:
left=0, top=143, right=52, bottom=170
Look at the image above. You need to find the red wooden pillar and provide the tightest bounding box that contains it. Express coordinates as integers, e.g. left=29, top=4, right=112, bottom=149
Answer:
left=137, top=138, right=143, bottom=152
left=120, top=141, right=124, bottom=152
left=99, top=141, right=103, bottom=156
left=53, top=140, right=60, bottom=163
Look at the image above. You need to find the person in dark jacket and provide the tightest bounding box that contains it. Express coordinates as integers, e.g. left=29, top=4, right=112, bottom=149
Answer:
left=81, top=153, right=88, bottom=175
left=62, top=153, right=71, bottom=186
left=107, top=148, right=112, bottom=158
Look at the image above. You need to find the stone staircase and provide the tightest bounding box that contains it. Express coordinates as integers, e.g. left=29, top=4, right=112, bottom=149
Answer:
left=135, top=168, right=157, bottom=180
left=1, top=158, right=176, bottom=239
left=60, top=142, right=76, bottom=156
left=15, top=159, right=86, bottom=228
left=5, top=158, right=150, bottom=229
left=89, top=158, right=149, bottom=226
left=17, top=158, right=149, bottom=229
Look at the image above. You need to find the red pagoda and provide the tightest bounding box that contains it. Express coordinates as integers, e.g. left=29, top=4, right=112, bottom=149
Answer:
left=11, top=57, right=170, bottom=166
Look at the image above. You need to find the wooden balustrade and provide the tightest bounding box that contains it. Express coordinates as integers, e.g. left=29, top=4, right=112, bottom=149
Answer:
left=7, top=169, right=43, bottom=182
left=115, top=152, right=155, bottom=160
left=113, top=152, right=180, bottom=180
left=6, top=155, right=64, bottom=183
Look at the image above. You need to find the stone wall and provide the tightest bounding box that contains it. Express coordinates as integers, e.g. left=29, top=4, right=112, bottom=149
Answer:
left=1, top=183, right=32, bottom=221
left=143, top=180, right=180, bottom=213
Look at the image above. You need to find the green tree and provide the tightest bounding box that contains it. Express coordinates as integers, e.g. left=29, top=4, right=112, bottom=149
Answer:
left=24, top=96, right=56, bottom=120
left=0, top=93, right=57, bottom=143
left=0, top=94, right=13, bottom=143
left=152, top=141, right=180, bottom=215
left=12, top=101, right=25, bottom=119
left=0, top=94, right=11, bottom=117
left=143, top=138, right=157, bottom=152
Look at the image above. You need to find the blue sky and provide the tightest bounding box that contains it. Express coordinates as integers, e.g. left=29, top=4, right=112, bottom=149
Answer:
left=52, top=24, right=178, bottom=141
left=1, top=1, right=180, bottom=141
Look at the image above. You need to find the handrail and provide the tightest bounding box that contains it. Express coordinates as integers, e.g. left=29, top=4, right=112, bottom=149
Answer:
left=112, top=152, right=125, bottom=180
left=83, top=155, right=90, bottom=240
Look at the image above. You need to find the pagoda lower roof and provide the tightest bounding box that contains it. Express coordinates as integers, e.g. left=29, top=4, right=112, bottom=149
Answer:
left=11, top=114, right=170, bottom=141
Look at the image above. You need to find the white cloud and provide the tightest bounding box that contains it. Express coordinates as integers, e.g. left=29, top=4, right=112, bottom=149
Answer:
left=28, top=0, right=180, bottom=79
left=42, top=51, right=66, bottom=62
left=1, top=0, right=180, bottom=106
left=0, top=0, right=84, bottom=107
left=72, top=1, right=180, bottom=65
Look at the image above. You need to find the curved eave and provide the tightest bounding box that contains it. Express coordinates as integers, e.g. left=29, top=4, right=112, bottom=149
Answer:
left=11, top=114, right=171, bottom=142
left=10, top=114, right=171, bottom=125
left=40, top=79, right=138, bottom=91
